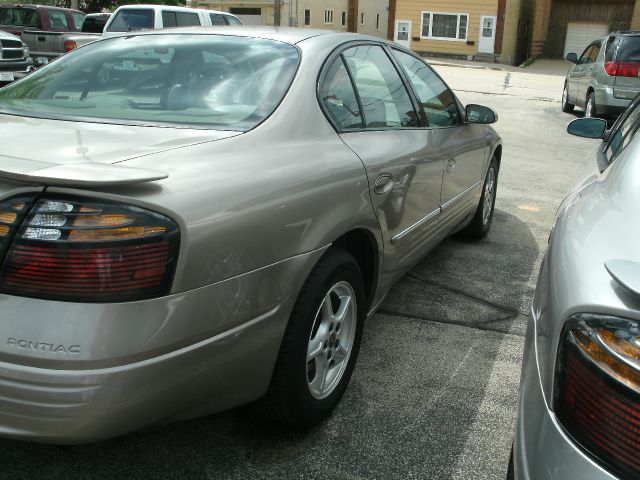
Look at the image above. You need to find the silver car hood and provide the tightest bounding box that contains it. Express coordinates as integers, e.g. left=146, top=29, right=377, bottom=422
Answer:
left=0, top=115, right=241, bottom=186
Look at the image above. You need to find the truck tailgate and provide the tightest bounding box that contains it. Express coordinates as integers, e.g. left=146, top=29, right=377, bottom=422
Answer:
left=21, top=30, right=64, bottom=59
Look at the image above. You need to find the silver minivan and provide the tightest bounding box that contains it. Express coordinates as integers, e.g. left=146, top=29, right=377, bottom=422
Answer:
left=562, top=32, right=640, bottom=118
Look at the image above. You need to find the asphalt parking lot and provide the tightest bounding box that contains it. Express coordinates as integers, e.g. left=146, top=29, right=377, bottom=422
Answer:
left=0, top=59, right=601, bottom=479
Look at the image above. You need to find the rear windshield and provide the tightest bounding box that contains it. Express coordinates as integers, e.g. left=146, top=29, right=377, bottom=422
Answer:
left=226, top=16, right=243, bottom=26
left=618, top=36, right=640, bottom=61
left=82, top=15, right=109, bottom=33
left=0, top=7, right=40, bottom=28
left=0, top=34, right=300, bottom=130
left=106, top=8, right=153, bottom=33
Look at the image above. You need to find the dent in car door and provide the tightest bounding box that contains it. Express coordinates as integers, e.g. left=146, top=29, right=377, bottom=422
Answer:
left=319, top=45, right=445, bottom=268
left=435, top=124, right=488, bottom=231
left=391, top=49, right=486, bottom=234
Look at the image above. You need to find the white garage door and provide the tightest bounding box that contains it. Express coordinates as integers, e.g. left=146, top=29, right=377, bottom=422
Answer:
left=235, top=14, right=262, bottom=25
left=564, top=22, right=609, bottom=58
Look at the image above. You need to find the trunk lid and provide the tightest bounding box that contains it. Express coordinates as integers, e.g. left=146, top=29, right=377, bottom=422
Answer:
left=0, top=114, right=241, bottom=186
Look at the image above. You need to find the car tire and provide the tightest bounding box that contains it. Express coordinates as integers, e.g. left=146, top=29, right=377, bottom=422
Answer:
left=254, top=247, right=365, bottom=427
left=506, top=443, right=515, bottom=480
left=561, top=83, right=574, bottom=113
left=459, top=157, right=498, bottom=240
left=585, top=91, right=596, bottom=118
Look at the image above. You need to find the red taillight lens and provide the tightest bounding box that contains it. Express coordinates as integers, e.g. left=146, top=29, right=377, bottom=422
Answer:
left=0, top=197, right=180, bottom=303
left=555, top=315, right=640, bottom=480
left=64, top=40, right=77, bottom=52
left=605, top=61, right=640, bottom=77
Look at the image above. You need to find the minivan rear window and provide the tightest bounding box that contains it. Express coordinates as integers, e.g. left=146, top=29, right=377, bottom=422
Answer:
left=106, top=8, right=153, bottom=32
left=618, top=36, right=640, bottom=61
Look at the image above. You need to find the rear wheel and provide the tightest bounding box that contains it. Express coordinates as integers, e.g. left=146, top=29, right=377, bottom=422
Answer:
left=459, top=157, right=498, bottom=240
left=561, top=83, right=574, bottom=113
left=585, top=91, right=596, bottom=118
left=255, top=248, right=365, bottom=427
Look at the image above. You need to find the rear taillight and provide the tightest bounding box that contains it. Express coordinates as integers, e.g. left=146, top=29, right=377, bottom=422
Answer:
left=0, top=196, right=37, bottom=259
left=604, top=61, right=640, bottom=77
left=64, top=40, right=77, bottom=52
left=555, top=314, right=640, bottom=480
left=0, top=196, right=180, bottom=303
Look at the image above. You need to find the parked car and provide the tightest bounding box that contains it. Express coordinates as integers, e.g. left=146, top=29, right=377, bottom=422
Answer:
left=0, top=27, right=501, bottom=444
left=0, top=29, right=33, bottom=84
left=563, top=31, right=640, bottom=119
left=0, top=4, right=85, bottom=67
left=22, top=12, right=112, bottom=60
left=512, top=95, right=640, bottom=479
left=102, top=4, right=242, bottom=37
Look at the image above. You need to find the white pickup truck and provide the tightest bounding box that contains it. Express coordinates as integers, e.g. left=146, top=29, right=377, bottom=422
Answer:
left=102, top=5, right=242, bottom=37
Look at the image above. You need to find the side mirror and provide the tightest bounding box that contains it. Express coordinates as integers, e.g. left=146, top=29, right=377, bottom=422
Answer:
left=566, top=52, right=578, bottom=64
left=567, top=118, right=607, bottom=139
left=465, top=104, right=497, bottom=124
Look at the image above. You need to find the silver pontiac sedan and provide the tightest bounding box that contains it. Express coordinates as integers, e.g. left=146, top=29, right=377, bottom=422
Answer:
left=0, top=27, right=501, bottom=444
left=512, top=96, right=640, bottom=479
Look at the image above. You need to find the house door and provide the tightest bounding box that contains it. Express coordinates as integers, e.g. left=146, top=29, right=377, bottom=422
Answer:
left=478, top=16, right=496, bottom=54
left=394, top=20, right=412, bottom=49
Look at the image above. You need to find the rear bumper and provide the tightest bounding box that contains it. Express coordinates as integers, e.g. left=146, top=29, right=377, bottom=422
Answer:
left=0, top=305, right=283, bottom=444
left=513, top=309, right=618, bottom=480
left=594, top=86, right=632, bottom=117
left=0, top=248, right=324, bottom=444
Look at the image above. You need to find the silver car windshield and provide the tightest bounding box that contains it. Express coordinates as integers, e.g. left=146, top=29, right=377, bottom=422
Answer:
left=0, top=34, right=300, bottom=130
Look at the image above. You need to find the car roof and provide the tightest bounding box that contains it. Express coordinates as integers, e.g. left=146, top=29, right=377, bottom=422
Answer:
left=115, top=26, right=379, bottom=46
left=0, top=4, right=82, bottom=13
left=114, top=4, right=231, bottom=15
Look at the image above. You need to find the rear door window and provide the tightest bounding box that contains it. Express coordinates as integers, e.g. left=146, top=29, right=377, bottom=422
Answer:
left=47, top=10, right=69, bottom=30
left=321, top=56, right=363, bottom=130
left=225, top=15, right=243, bottom=25
left=210, top=13, right=226, bottom=25
left=71, top=12, right=85, bottom=31
left=106, top=9, right=153, bottom=32
left=342, top=45, right=418, bottom=129
left=176, top=12, right=200, bottom=26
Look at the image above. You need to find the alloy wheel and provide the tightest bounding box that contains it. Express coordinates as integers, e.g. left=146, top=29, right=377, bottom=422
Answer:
left=482, top=167, right=496, bottom=225
left=306, top=281, right=357, bottom=400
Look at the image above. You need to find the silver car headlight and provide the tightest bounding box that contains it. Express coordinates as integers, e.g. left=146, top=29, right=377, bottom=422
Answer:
left=554, top=313, right=640, bottom=480
left=22, top=42, right=29, bottom=58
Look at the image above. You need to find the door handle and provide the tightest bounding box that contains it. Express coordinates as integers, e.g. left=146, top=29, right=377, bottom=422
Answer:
left=446, top=158, right=456, bottom=173
left=373, top=174, right=394, bottom=195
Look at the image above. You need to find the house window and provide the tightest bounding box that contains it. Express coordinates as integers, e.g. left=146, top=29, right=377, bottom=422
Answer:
left=324, top=9, right=333, bottom=24
left=360, top=12, right=364, bottom=25
left=421, top=12, right=468, bottom=41
left=304, top=9, right=310, bottom=26
left=341, top=11, right=346, bottom=27
left=376, top=13, right=380, bottom=30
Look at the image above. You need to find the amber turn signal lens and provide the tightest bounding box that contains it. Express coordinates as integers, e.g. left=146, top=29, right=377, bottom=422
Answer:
left=73, top=214, right=134, bottom=228
left=0, top=212, right=17, bottom=224
left=574, top=328, right=640, bottom=393
left=68, top=226, right=166, bottom=241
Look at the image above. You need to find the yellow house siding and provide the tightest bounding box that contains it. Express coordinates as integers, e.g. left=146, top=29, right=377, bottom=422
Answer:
left=395, top=0, right=499, bottom=55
